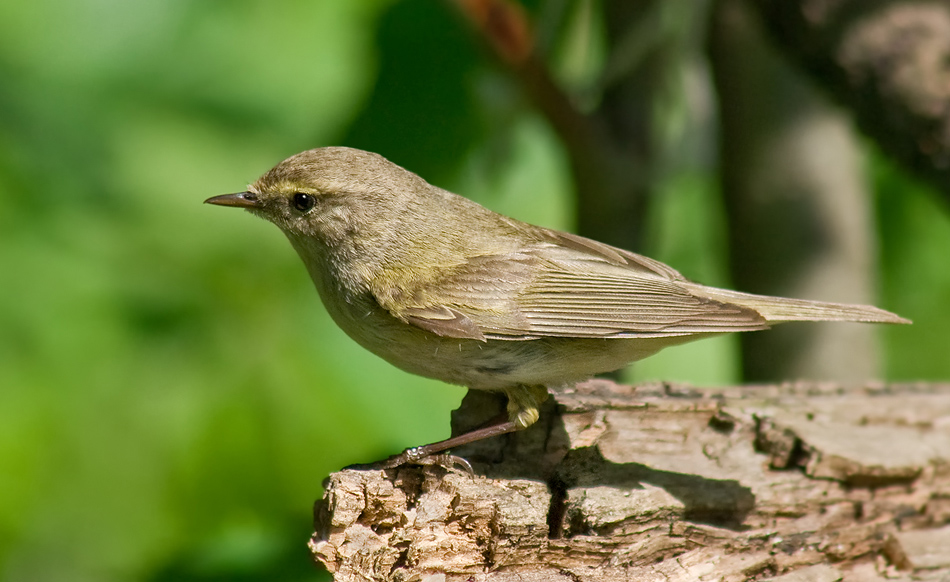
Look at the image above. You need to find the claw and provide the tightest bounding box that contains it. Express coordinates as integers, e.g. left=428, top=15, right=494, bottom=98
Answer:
left=418, top=454, right=475, bottom=476
left=342, top=415, right=521, bottom=473
left=344, top=451, right=474, bottom=476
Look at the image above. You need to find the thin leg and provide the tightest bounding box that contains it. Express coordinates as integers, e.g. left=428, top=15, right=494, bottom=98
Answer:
left=347, top=385, right=548, bottom=471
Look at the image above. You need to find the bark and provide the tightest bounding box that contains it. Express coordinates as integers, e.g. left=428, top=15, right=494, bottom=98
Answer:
left=311, top=380, right=950, bottom=581
left=749, top=0, right=950, bottom=202
left=709, top=0, right=883, bottom=381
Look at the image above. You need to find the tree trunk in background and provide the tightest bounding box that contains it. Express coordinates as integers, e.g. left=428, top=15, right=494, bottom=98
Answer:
left=457, top=0, right=889, bottom=381
left=709, top=0, right=882, bottom=381
left=750, top=0, right=950, bottom=205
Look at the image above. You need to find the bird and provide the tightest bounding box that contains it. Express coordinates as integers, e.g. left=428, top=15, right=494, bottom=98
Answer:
left=206, top=146, right=909, bottom=468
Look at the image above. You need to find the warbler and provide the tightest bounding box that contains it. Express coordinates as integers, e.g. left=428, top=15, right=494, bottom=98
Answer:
left=206, top=146, right=909, bottom=468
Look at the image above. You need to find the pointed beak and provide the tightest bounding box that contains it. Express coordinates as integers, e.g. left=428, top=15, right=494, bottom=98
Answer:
left=204, top=192, right=262, bottom=209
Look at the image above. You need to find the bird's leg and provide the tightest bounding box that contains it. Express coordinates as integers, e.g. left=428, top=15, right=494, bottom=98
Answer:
left=364, top=418, right=518, bottom=471
left=353, top=385, right=550, bottom=471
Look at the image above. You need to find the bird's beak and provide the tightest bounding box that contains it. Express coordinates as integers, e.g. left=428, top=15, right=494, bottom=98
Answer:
left=204, top=192, right=262, bottom=209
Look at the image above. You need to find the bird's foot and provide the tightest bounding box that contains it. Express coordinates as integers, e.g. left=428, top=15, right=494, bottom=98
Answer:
left=346, top=449, right=473, bottom=475
left=344, top=416, right=520, bottom=475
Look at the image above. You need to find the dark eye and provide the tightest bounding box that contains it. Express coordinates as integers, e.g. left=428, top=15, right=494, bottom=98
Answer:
left=292, top=192, right=315, bottom=212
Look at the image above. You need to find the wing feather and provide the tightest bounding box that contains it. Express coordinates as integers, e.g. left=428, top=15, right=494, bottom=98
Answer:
left=376, top=229, right=769, bottom=340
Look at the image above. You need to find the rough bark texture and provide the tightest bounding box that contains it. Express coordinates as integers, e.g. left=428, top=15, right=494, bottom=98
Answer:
left=749, top=0, right=950, bottom=201
left=311, top=380, right=950, bottom=581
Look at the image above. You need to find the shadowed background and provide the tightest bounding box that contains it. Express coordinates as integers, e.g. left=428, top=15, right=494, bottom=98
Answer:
left=1, top=1, right=947, bottom=581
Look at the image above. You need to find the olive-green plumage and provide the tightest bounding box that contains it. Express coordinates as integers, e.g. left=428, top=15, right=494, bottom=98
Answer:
left=207, top=147, right=909, bottom=440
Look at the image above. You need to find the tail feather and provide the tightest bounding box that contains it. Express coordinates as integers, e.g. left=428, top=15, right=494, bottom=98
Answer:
left=689, top=285, right=911, bottom=324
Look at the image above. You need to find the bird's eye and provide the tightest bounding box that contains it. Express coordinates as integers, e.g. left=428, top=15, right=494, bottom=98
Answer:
left=292, top=192, right=315, bottom=212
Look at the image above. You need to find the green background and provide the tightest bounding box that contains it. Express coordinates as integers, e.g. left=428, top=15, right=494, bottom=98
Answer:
left=1, top=1, right=946, bottom=581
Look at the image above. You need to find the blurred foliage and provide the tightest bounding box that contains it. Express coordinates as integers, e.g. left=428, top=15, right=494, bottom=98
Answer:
left=0, top=1, right=946, bottom=581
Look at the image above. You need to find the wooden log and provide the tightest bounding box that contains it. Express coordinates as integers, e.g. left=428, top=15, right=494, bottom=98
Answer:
left=310, top=380, right=950, bottom=581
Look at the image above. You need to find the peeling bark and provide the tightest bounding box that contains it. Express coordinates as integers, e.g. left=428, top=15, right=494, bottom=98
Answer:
left=311, top=380, right=950, bottom=581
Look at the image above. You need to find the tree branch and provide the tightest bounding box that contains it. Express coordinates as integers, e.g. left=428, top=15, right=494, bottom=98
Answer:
left=450, top=0, right=684, bottom=252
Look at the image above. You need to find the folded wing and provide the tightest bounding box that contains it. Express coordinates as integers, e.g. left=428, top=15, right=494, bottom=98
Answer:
left=378, top=229, right=775, bottom=341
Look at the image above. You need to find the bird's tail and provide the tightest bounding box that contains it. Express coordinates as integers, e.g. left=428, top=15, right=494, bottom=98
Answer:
left=687, top=284, right=911, bottom=324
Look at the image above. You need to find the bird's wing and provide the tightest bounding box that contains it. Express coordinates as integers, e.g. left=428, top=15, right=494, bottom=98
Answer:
left=376, top=229, right=769, bottom=341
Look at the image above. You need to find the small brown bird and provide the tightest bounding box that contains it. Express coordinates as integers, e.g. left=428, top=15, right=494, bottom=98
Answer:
left=206, top=147, right=909, bottom=468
